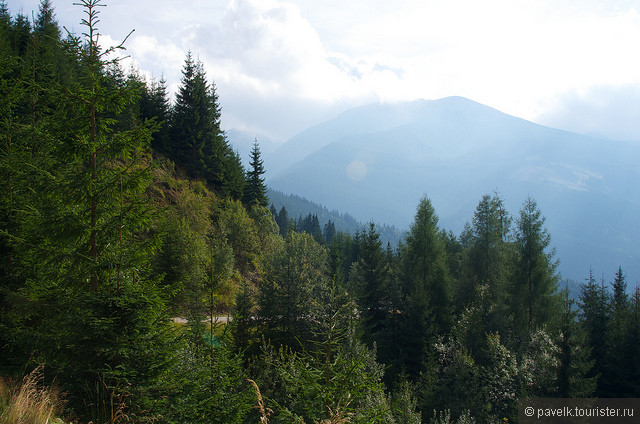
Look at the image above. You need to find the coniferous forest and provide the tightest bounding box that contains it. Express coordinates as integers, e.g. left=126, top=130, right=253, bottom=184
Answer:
left=1, top=2, right=640, bottom=423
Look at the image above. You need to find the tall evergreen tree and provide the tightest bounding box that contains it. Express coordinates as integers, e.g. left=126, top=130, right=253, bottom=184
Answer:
left=348, top=223, right=390, bottom=350
left=399, top=197, right=453, bottom=378
left=276, top=205, right=289, bottom=236
left=1, top=2, right=172, bottom=419
left=556, top=287, right=596, bottom=397
left=457, top=193, right=512, bottom=337
left=511, top=197, right=559, bottom=336
left=243, top=139, right=268, bottom=207
left=579, top=269, right=610, bottom=396
left=141, top=76, right=171, bottom=153
left=170, top=52, right=209, bottom=178
left=606, top=266, right=631, bottom=396
left=258, top=232, right=329, bottom=349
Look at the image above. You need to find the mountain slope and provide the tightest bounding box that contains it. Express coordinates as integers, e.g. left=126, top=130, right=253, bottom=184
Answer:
left=266, top=97, right=640, bottom=282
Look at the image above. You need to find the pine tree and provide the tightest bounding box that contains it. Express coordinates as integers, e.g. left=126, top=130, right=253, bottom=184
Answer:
left=276, top=205, right=289, bottom=236
left=323, top=219, right=336, bottom=245
left=243, top=139, right=269, bottom=208
left=457, top=194, right=511, bottom=309
left=624, top=286, right=640, bottom=395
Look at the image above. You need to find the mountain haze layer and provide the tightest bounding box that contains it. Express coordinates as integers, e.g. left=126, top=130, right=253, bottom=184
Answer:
left=265, top=97, right=640, bottom=283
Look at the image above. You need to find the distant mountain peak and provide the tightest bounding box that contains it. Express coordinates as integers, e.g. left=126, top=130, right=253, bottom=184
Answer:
left=266, top=96, right=640, bottom=283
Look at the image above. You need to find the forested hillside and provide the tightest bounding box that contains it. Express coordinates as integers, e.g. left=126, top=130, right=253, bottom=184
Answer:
left=1, top=2, right=639, bottom=423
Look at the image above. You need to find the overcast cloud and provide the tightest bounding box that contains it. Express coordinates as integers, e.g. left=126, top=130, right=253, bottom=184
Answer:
left=7, top=0, right=640, bottom=142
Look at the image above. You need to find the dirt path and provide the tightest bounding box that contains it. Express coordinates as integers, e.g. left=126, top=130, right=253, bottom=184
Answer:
left=171, top=316, right=232, bottom=325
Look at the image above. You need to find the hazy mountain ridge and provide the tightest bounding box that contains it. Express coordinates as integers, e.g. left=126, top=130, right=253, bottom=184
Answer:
left=264, top=96, right=640, bottom=283
left=267, top=189, right=404, bottom=247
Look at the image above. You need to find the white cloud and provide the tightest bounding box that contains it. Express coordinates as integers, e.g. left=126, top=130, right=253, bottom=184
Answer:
left=537, top=85, right=640, bottom=140
left=11, top=0, right=640, bottom=141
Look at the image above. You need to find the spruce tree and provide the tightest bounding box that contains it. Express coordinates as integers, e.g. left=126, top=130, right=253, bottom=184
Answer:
left=1, top=2, right=172, bottom=419
left=243, top=139, right=269, bottom=208
left=579, top=269, right=611, bottom=396
left=606, top=266, right=631, bottom=396
left=399, top=197, right=453, bottom=378
left=141, top=76, right=171, bottom=153
left=556, top=287, right=596, bottom=397
left=170, top=51, right=209, bottom=177
left=511, top=197, right=559, bottom=336
left=348, top=223, right=389, bottom=349
left=457, top=193, right=512, bottom=336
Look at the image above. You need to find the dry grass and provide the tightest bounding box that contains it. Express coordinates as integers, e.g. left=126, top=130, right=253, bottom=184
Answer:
left=247, top=379, right=272, bottom=424
left=0, top=367, right=65, bottom=424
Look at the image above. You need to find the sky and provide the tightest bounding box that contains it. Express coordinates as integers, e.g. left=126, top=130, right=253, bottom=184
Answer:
left=7, top=0, right=640, bottom=143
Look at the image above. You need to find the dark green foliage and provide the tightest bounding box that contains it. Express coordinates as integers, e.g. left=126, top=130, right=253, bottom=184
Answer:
left=243, top=139, right=269, bottom=208
left=298, top=212, right=325, bottom=244
left=557, top=287, right=596, bottom=397
left=169, top=52, right=245, bottom=197
left=398, top=197, right=453, bottom=378
left=0, top=1, right=173, bottom=420
left=2, top=1, right=639, bottom=421
left=140, top=76, right=171, bottom=153
left=511, top=197, right=560, bottom=336
left=579, top=270, right=610, bottom=395
left=348, top=223, right=396, bottom=369
left=275, top=205, right=289, bottom=236
left=458, top=193, right=512, bottom=315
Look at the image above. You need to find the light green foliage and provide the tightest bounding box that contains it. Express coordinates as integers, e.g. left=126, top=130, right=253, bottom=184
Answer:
left=430, top=409, right=477, bottom=424
left=390, top=379, right=422, bottom=424
left=519, top=328, right=560, bottom=396
left=153, top=321, right=254, bottom=423
left=258, top=231, right=329, bottom=349
left=431, top=336, right=482, bottom=419
left=253, top=284, right=394, bottom=424
left=482, top=333, right=518, bottom=421
left=155, top=187, right=214, bottom=313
